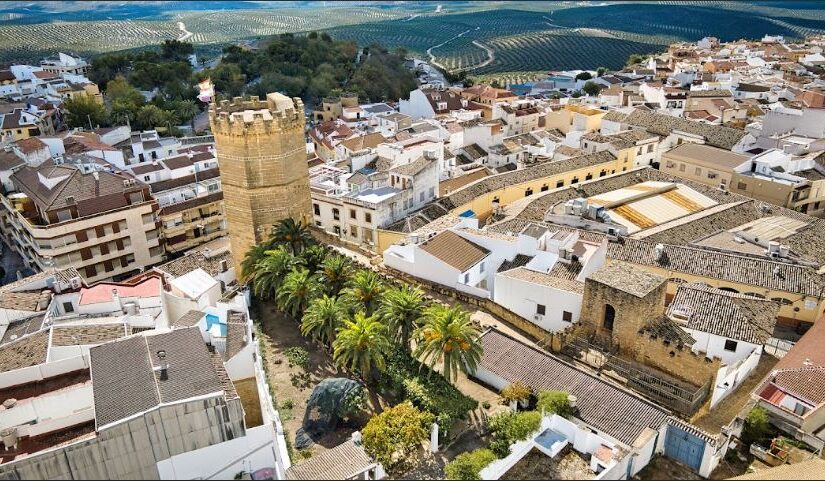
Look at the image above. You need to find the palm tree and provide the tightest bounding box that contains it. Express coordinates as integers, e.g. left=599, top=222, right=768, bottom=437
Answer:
left=174, top=99, right=199, bottom=131
left=318, top=254, right=352, bottom=296
left=333, top=312, right=391, bottom=380
left=273, top=218, right=313, bottom=255
left=300, top=244, right=328, bottom=274
left=276, top=267, right=322, bottom=317
left=301, top=295, right=348, bottom=346
left=377, top=284, right=427, bottom=352
left=240, top=237, right=279, bottom=283
left=342, top=270, right=384, bottom=316
left=414, top=304, right=483, bottom=383
left=252, top=247, right=298, bottom=300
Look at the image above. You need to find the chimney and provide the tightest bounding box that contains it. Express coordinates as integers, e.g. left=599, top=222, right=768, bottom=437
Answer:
left=219, top=259, right=228, bottom=273
left=157, top=350, right=168, bottom=381
left=111, top=288, right=122, bottom=311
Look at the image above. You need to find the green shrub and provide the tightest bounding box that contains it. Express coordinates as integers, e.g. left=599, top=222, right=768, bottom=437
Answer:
left=742, top=407, right=772, bottom=446
left=339, top=386, right=366, bottom=419
left=382, top=349, right=477, bottom=432
left=445, top=448, right=497, bottom=480
left=284, top=347, right=310, bottom=371
left=536, top=390, right=574, bottom=417
left=362, top=401, right=434, bottom=473
left=488, top=411, right=542, bottom=457
left=500, top=382, right=532, bottom=404
left=482, top=401, right=491, bottom=410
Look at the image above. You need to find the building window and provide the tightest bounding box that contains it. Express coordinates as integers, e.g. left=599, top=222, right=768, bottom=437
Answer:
left=556, top=180, right=564, bottom=188
left=647, top=144, right=654, bottom=153
left=724, top=339, right=738, bottom=352
left=420, top=192, right=425, bottom=202
left=541, top=184, right=549, bottom=192
left=600, top=170, right=607, bottom=177
left=429, top=187, right=435, bottom=198
left=536, top=304, right=546, bottom=316
left=350, top=209, right=356, bottom=219
left=794, top=403, right=809, bottom=416
left=677, top=137, right=684, bottom=145
left=571, top=177, right=579, bottom=184
left=585, top=173, right=593, bottom=181
left=737, top=182, right=747, bottom=190
left=525, top=187, right=533, bottom=197
left=694, top=167, right=702, bottom=176
left=463, top=273, right=470, bottom=284
left=62, top=302, right=74, bottom=313
left=333, top=208, right=340, bottom=220
left=603, top=304, right=615, bottom=331
left=365, top=212, right=372, bottom=224
left=679, top=163, right=686, bottom=172
left=313, top=203, right=320, bottom=216
left=563, top=311, right=572, bottom=322
left=479, top=262, right=485, bottom=273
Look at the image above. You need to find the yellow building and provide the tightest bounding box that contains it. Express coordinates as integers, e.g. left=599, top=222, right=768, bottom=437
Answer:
left=545, top=104, right=606, bottom=134
left=210, top=93, right=313, bottom=274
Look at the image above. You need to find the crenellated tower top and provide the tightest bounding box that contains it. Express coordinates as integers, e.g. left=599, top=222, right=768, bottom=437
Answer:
left=208, top=92, right=305, bottom=136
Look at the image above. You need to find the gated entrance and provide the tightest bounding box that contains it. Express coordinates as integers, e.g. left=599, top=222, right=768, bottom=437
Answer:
left=664, top=423, right=705, bottom=471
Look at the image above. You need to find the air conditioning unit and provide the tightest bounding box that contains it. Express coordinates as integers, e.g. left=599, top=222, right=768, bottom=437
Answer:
left=718, top=182, right=727, bottom=191
left=69, top=276, right=82, bottom=290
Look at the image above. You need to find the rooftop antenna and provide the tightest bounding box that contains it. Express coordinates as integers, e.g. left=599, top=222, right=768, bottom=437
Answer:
left=157, top=350, right=168, bottom=381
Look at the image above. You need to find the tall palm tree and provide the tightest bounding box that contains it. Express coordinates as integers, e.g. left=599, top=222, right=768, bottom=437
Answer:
left=300, top=244, right=328, bottom=274
left=377, top=284, right=427, bottom=352
left=276, top=268, right=322, bottom=317
left=342, top=270, right=384, bottom=316
left=301, top=294, right=348, bottom=346
left=318, top=254, right=352, bottom=296
left=240, top=238, right=279, bottom=283
left=273, top=218, right=313, bottom=255
left=252, top=247, right=298, bottom=300
left=333, top=312, right=391, bottom=380
left=174, top=99, right=199, bottom=130
left=414, top=304, right=483, bottom=383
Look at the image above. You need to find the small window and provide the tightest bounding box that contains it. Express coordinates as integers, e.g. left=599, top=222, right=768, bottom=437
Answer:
left=313, top=203, right=320, bottom=216
left=794, top=403, right=809, bottom=416
left=463, top=273, right=470, bottom=284
left=562, top=311, right=572, bottom=322
left=603, top=304, right=615, bottom=331
left=585, top=173, right=593, bottom=181
left=429, top=186, right=435, bottom=198
left=571, top=177, right=579, bottom=184
left=350, top=209, right=356, bottom=219
left=536, top=304, right=546, bottom=316
left=480, top=262, right=485, bottom=273
left=420, top=192, right=425, bottom=202
left=679, top=163, right=686, bottom=172
left=540, top=184, right=549, bottom=192
left=737, top=182, right=747, bottom=190
left=525, top=187, right=533, bottom=197
left=333, top=208, right=340, bottom=221
left=677, top=137, right=684, bottom=145
left=556, top=180, right=564, bottom=188
left=694, top=167, right=702, bottom=176
left=724, top=339, right=738, bottom=352
left=62, top=302, right=74, bottom=313
left=365, top=212, right=372, bottom=224
left=647, top=144, right=654, bottom=153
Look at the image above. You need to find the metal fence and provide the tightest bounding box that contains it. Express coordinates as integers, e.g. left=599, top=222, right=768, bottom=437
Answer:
left=562, top=336, right=710, bottom=415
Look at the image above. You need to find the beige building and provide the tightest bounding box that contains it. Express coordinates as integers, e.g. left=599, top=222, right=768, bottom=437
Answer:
left=210, top=93, right=313, bottom=273
left=0, top=164, right=163, bottom=283
left=545, top=104, right=606, bottom=134
left=311, top=93, right=358, bottom=122
left=662, top=144, right=825, bottom=215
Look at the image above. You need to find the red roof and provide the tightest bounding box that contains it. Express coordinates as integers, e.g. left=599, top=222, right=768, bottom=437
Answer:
left=15, top=137, right=48, bottom=154
left=79, top=277, right=161, bottom=305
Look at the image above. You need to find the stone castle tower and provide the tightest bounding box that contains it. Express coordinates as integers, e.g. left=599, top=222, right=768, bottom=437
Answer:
left=209, top=93, right=312, bottom=274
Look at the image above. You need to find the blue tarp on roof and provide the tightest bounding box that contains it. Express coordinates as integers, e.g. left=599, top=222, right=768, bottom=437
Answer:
left=357, top=167, right=376, bottom=175
left=459, top=209, right=476, bottom=218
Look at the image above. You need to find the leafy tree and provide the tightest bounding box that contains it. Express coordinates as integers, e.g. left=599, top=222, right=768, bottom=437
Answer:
left=318, top=254, right=353, bottom=296
left=445, top=448, right=497, bottom=480
left=626, top=53, right=648, bottom=67
left=488, top=411, right=542, bottom=457
left=596, top=66, right=607, bottom=77
left=160, top=39, right=194, bottom=61
left=582, top=81, right=601, bottom=97
left=536, top=390, right=574, bottom=417
left=333, top=312, right=391, bottom=379
left=105, top=76, right=145, bottom=107
left=301, top=294, right=348, bottom=346
left=272, top=218, right=313, bottom=255
left=414, top=304, right=483, bottom=383
left=361, top=401, right=434, bottom=473
left=490, top=80, right=501, bottom=88
left=742, top=407, right=772, bottom=446
left=62, top=94, right=107, bottom=128
left=377, top=284, right=427, bottom=352
left=252, top=247, right=298, bottom=299
left=342, top=270, right=385, bottom=316
left=135, top=104, right=166, bottom=130
left=338, top=385, right=366, bottom=420
left=575, top=71, right=593, bottom=80
left=276, top=268, right=322, bottom=317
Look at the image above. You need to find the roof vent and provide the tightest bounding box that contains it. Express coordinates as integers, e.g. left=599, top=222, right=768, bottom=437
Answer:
left=654, top=243, right=665, bottom=262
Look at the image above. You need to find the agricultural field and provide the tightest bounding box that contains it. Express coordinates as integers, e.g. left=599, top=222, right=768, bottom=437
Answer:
left=1, top=1, right=824, bottom=74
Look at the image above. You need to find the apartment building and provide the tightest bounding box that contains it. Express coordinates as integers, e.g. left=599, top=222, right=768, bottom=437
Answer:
left=39, top=53, right=89, bottom=77
left=0, top=163, right=163, bottom=283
